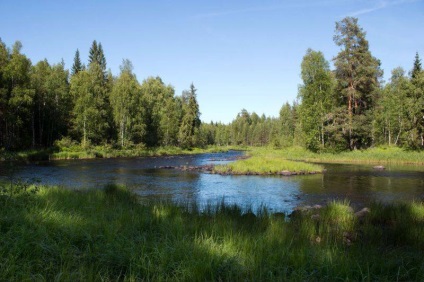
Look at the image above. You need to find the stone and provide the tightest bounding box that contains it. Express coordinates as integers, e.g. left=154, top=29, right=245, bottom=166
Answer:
left=373, top=165, right=385, bottom=170
left=355, top=207, right=370, bottom=218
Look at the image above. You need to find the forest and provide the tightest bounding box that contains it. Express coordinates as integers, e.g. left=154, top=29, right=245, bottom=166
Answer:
left=0, top=17, right=423, bottom=153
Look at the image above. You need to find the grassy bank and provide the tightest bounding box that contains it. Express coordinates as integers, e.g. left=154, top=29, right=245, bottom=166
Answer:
left=214, top=148, right=324, bottom=175
left=280, top=146, right=424, bottom=165
left=2, top=184, right=424, bottom=280
left=1, top=145, right=243, bottom=162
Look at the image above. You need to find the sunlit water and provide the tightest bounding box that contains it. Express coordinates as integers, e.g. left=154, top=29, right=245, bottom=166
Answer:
left=1, top=151, right=424, bottom=213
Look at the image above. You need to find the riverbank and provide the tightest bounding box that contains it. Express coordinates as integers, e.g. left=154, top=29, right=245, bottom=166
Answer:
left=0, top=145, right=245, bottom=162
left=280, top=146, right=424, bottom=165
left=1, top=184, right=423, bottom=280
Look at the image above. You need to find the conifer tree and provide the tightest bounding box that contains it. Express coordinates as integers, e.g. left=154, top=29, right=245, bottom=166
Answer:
left=71, top=49, right=83, bottom=76
left=178, top=83, right=201, bottom=148
left=333, top=17, right=382, bottom=150
left=88, top=40, right=98, bottom=66
left=411, top=52, right=422, bottom=80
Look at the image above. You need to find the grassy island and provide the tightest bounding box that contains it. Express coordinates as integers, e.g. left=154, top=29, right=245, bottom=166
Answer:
left=214, top=148, right=324, bottom=175
left=2, top=183, right=424, bottom=281
left=214, top=146, right=424, bottom=176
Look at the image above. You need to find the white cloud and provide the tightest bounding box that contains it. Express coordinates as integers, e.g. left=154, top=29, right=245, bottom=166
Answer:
left=348, top=0, right=422, bottom=17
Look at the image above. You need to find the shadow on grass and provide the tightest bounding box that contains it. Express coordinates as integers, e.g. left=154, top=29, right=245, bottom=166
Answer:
left=1, top=183, right=424, bottom=280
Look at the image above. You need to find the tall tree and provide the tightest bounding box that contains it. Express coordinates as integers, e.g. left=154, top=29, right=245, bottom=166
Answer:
left=298, top=49, right=335, bottom=151
left=3, top=41, right=34, bottom=149
left=279, top=102, right=295, bottom=147
left=375, top=68, right=410, bottom=146
left=88, top=40, right=107, bottom=79
left=408, top=53, right=424, bottom=147
left=88, top=40, right=98, bottom=66
left=411, top=52, right=422, bottom=80
left=178, top=83, right=201, bottom=148
left=110, top=59, right=144, bottom=147
left=71, top=49, right=83, bottom=76
left=70, top=63, right=110, bottom=146
left=140, top=76, right=175, bottom=146
left=333, top=17, right=382, bottom=150
left=0, top=39, right=10, bottom=148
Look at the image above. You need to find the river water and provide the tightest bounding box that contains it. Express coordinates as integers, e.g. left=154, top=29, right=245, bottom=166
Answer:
left=1, top=151, right=424, bottom=213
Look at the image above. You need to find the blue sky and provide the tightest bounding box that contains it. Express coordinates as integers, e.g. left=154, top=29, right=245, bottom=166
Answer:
left=1, top=0, right=423, bottom=123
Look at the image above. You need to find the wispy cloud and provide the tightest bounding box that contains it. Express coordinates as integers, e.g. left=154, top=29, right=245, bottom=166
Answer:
left=193, top=0, right=351, bottom=19
left=348, top=0, right=422, bottom=17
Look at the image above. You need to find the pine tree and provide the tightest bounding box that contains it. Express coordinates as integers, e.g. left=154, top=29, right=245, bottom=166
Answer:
left=97, top=43, right=107, bottom=73
left=71, top=49, right=82, bottom=76
left=88, top=40, right=107, bottom=78
left=411, top=52, right=422, bottom=80
left=333, top=17, right=382, bottom=150
left=178, top=83, right=201, bottom=148
left=88, top=40, right=98, bottom=66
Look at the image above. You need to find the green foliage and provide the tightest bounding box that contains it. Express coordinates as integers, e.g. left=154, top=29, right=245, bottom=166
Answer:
left=70, top=63, right=111, bottom=146
left=411, top=52, right=422, bottom=80
left=333, top=17, right=383, bottom=150
left=298, top=49, right=335, bottom=151
left=110, top=59, right=144, bottom=147
left=1, top=29, right=423, bottom=153
left=178, top=83, right=201, bottom=148
left=71, top=49, right=83, bottom=76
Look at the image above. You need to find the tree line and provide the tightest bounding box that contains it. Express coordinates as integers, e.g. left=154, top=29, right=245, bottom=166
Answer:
left=1, top=17, right=423, bottom=152
left=0, top=40, right=201, bottom=150
left=202, top=17, right=424, bottom=151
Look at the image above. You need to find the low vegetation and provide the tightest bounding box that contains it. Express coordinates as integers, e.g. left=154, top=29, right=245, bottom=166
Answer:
left=214, top=148, right=323, bottom=175
left=2, top=183, right=424, bottom=280
left=1, top=145, right=241, bottom=162
left=280, top=146, right=424, bottom=165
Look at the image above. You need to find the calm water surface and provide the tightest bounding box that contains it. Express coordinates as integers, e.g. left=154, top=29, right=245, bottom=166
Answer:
left=1, top=151, right=424, bottom=213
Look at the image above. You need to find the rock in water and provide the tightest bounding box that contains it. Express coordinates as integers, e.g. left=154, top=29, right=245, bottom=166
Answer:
left=373, top=165, right=385, bottom=170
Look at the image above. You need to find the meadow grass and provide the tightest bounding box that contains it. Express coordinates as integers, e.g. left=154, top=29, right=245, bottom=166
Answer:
left=1, top=183, right=424, bottom=281
left=280, top=146, right=424, bottom=165
left=214, top=147, right=324, bottom=175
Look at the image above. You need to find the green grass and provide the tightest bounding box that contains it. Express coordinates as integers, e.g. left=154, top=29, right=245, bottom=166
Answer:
left=214, top=147, right=324, bottom=175
left=280, top=146, right=424, bottom=165
left=2, top=183, right=424, bottom=280
left=2, top=145, right=244, bottom=161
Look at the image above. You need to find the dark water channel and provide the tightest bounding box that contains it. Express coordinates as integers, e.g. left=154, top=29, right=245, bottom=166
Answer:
left=1, top=151, right=424, bottom=213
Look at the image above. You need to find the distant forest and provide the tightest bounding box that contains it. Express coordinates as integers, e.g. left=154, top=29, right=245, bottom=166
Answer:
left=0, top=17, right=423, bottom=152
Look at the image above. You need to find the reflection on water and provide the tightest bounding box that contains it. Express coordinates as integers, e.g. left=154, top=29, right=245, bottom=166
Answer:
left=1, top=151, right=424, bottom=213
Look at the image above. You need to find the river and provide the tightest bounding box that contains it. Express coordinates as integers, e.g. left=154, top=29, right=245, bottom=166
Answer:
left=1, top=150, right=424, bottom=213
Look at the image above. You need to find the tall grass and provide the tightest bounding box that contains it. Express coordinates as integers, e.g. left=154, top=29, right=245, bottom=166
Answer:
left=1, top=183, right=424, bottom=280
